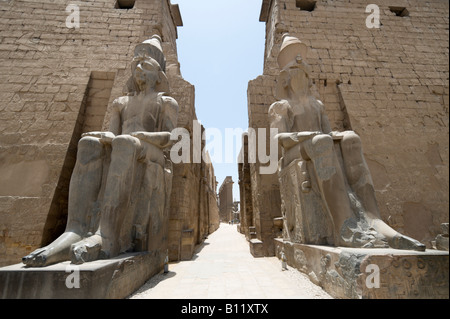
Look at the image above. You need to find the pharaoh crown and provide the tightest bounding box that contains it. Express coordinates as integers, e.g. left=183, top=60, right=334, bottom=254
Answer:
left=277, top=34, right=308, bottom=71
left=134, top=35, right=166, bottom=72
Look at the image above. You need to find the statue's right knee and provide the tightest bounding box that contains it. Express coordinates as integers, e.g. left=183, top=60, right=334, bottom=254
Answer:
left=111, top=135, right=141, bottom=159
left=310, top=134, right=334, bottom=159
left=77, top=136, right=104, bottom=164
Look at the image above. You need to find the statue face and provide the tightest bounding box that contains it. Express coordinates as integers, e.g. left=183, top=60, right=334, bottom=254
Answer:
left=288, top=67, right=309, bottom=92
left=132, top=57, right=161, bottom=91
left=276, top=64, right=311, bottom=100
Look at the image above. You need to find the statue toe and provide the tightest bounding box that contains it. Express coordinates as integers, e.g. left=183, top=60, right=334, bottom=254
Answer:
left=391, top=234, right=426, bottom=251
left=22, top=248, right=48, bottom=267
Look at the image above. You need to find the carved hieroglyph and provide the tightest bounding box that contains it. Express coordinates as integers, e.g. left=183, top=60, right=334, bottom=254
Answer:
left=270, top=34, right=425, bottom=251
left=23, top=35, right=179, bottom=266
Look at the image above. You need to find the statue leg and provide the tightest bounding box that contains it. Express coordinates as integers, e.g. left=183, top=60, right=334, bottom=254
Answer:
left=71, top=135, right=142, bottom=263
left=302, top=134, right=355, bottom=246
left=339, top=131, right=380, bottom=219
left=339, top=131, right=425, bottom=251
left=23, top=136, right=105, bottom=266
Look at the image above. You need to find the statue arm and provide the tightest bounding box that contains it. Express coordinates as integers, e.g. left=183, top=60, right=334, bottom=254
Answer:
left=268, top=100, right=293, bottom=133
left=131, top=96, right=179, bottom=149
left=317, top=99, right=332, bottom=134
left=81, top=99, right=121, bottom=144
left=269, top=100, right=321, bottom=149
left=317, top=101, right=345, bottom=140
left=108, top=99, right=122, bottom=136
left=161, top=96, right=179, bottom=133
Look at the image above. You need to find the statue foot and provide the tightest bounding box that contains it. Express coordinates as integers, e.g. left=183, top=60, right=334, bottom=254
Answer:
left=368, top=218, right=427, bottom=251
left=340, top=213, right=389, bottom=249
left=70, top=234, right=105, bottom=265
left=389, top=234, right=426, bottom=252
left=340, top=229, right=389, bottom=249
left=22, top=247, right=49, bottom=267
left=22, top=232, right=83, bottom=267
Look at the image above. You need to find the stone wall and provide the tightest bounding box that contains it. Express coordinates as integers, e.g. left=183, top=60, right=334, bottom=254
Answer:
left=204, top=152, right=220, bottom=235
left=0, top=0, right=219, bottom=266
left=241, top=0, right=449, bottom=256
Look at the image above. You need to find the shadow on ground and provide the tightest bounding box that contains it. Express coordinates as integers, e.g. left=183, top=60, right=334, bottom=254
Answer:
left=127, top=271, right=177, bottom=298
left=191, top=241, right=210, bottom=261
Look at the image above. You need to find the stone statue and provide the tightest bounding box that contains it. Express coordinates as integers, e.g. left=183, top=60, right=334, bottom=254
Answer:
left=270, top=34, right=425, bottom=251
left=23, top=35, right=179, bottom=266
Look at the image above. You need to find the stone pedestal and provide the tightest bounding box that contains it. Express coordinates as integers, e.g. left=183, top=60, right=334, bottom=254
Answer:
left=0, top=251, right=163, bottom=299
left=249, top=239, right=264, bottom=258
left=274, top=239, right=449, bottom=299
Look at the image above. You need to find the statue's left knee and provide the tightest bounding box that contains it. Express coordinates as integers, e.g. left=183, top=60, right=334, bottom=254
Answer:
left=341, top=131, right=361, bottom=149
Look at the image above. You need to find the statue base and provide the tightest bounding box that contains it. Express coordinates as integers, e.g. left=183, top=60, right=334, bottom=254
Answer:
left=0, top=251, right=163, bottom=299
left=274, top=238, right=449, bottom=299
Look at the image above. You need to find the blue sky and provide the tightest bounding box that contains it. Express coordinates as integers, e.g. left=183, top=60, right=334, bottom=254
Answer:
left=174, top=0, right=266, bottom=201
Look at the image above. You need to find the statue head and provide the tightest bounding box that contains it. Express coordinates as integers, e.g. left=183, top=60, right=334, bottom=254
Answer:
left=277, top=34, right=308, bottom=71
left=125, top=35, right=170, bottom=95
left=134, top=35, right=166, bottom=72
left=276, top=34, right=312, bottom=100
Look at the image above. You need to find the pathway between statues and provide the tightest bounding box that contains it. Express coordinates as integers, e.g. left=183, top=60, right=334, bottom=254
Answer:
left=129, top=223, right=332, bottom=299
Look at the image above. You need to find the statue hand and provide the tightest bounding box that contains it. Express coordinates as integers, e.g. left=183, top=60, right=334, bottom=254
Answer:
left=131, top=131, right=173, bottom=148
left=275, top=131, right=322, bottom=150
left=329, top=131, right=344, bottom=141
left=82, top=131, right=115, bottom=145
left=130, top=131, right=147, bottom=141
left=297, top=131, right=322, bottom=142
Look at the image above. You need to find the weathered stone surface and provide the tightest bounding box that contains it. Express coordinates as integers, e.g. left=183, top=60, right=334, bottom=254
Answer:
left=441, top=223, right=449, bottom=236
left=274, top=239, right=449, bottom=299
left=0, top=252, right=163, bottom=299
left=435, top=223, right=449, bottom=251
left=436, top=235, right=449, bottom=251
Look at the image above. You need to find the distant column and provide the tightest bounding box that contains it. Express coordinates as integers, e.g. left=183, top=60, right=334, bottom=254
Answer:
left=218, top=177, right=234, bottom=223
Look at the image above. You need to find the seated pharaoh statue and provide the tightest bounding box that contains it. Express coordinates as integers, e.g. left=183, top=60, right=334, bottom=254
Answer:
left=23, top=35, right=179, bottom=267
left=270, top=34, right=425, bottom=251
